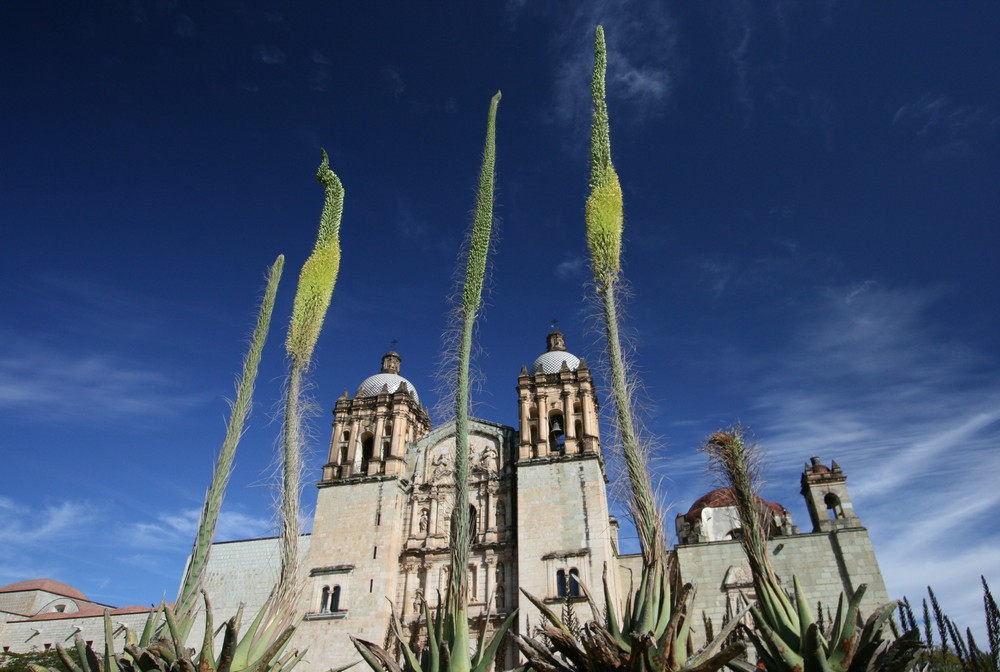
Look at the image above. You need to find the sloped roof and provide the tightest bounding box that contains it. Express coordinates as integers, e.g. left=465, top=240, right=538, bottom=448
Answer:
left=0, top=579, right=88, bottom=600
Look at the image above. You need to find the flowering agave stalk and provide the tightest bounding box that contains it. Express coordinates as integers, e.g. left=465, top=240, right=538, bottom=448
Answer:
left=702, top=429, right=921, bottom=672
left=277, top=149, right=345, bottom=608
left=353, top=91, right=516, bottom=672
left=515, top=27, right=744, bottom=672
left=173, top=255, right=284, bottom=642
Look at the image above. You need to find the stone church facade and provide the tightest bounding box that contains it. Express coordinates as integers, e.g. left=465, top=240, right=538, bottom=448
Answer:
left=0, top=331, right=889, bottom=667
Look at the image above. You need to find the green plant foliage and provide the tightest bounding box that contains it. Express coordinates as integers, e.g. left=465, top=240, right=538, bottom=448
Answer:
left=702, top=429, right=922, bottom=672
left=904, top=579, right=999, bottom=672
left=4, top=648, right=81, bottom=672
left=27, top=596, right=313, bottom=672
left=174, top=255, right=284, bottom=641
left=278, top=150, right=346, bottom=608
left=352, top=92, right=514, bottom=672
left=515, top=564, right=747, bottom=672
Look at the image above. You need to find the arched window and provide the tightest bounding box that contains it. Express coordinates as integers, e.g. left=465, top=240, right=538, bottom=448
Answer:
left=338, top=445, right=349, bottom=465
left=469, top=505, right=478, bottom=542
left=360, top=432, right=374, bottom=474
left=320, top=586, right=330, bottom=612
left=331, top=585, right=341, bottom=612
left=556, top=569, right=567, bottom=598
left=825, top=493, right=844, bottom=520
left=575, top=419, right=583, bottom=439
left=568, top=568, right=581, bottom=597
left=549, top=411, right=565, bottom=453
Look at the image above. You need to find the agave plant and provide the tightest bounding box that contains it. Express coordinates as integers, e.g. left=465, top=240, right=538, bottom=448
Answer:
left=352, top=92, right=514, bottom=672
left=702, top=429, right=922, bottom=672
left=514, top=26, right=744, bottom=672
left=29, top=593, right=304, bottom=672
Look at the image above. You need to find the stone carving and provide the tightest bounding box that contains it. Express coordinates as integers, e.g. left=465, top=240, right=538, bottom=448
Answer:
left=419, top=508, right=429, bottom=534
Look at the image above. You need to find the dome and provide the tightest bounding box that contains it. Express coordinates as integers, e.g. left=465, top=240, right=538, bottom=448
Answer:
left=532, top=350, right=580, bottom=374
left=531, top=329, right=580, bottom=373
left=357, top=373, right=419, bottom=403
left=683, top=487, right=787, bottom=524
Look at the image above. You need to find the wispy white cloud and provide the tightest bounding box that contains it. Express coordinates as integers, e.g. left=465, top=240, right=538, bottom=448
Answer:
left=125, top=508, right=272, bottom=549
left=543, top=0, right=679, bottom=131
left=253, top=45, right=286, bottom=65
left=740, top=282, right=1000, bottom=630
left=555, top=255, right=588, bottom=281
left=0, top=339, right=205, bottom=421
left=892, top=94, right=996, bottom=160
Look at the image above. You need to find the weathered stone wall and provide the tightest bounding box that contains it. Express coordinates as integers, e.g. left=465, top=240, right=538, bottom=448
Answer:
left=292, top=477, right=405, bottom=671
left=515, top=454, right=621, bottom=637
left=676, top=527, right=889, bottom=646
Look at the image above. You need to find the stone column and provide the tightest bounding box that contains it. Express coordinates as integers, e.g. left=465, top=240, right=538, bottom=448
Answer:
left=485, top=556, right=497, bottom=607
left=347, top=419, right=361, bottom=464
left=519, top=395, right=531, bottom=445
left=537, top=393, right=549, bottom=454
left=402, top=560, right=417, bottom=619
left=390, top=413, right=405, bottom=457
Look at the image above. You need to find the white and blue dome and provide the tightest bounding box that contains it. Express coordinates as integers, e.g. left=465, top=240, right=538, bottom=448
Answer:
left=357, top=372, right=419, bottom=403
left=356, top=351, right=419, bottom=403
left=532, top=350, right=580, bottom=374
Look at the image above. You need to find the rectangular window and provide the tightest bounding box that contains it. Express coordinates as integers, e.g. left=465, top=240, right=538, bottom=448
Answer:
left=369, top=579, right=374, bottom=593
left=373, top=546, right=378, bottom=559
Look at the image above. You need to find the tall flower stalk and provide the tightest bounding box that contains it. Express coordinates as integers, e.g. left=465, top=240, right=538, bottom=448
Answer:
left=278, top=149, right=344, bottom=604
left=353, top=92, right=516, bottom=672
left=515, top=27, right=745, bottom=672
left=586, top=25, right=663, bottom=565
left=174, top=255, right=284, bottom=641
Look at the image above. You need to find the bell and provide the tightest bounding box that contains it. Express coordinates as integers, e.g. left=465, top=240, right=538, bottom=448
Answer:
left=550, top=416, right=564, bottom=435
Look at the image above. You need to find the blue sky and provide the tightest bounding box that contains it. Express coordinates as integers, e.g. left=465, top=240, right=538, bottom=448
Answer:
left=1, top=0, right=998, bottom=634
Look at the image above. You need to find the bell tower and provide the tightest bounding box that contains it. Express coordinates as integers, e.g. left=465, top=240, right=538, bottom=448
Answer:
left=321, top=351, right=431, bottom=481
left=513, top=330, right=621, bottom=642
left=515, top=330, right=601, bottom=461
left=800, top=456, right=862, bottom=532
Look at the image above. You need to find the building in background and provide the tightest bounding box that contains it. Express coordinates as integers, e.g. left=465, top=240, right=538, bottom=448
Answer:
left=1, top=332, right=890, bottom=669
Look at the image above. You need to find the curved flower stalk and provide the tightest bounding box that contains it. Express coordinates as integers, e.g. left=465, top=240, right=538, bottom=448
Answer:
left=278, top=150, right=345, bottom=607
left=702, top=429, right=921, bottom=672
left=353, top=92, right=515, bottom=672
left=174, top=255, right=284, bottom=642
left=516, top=26, right=744, bottom=672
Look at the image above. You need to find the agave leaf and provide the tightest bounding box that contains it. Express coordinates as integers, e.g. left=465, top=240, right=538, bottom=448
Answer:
left=472, top=609, right=518, bottom=672
left=140, top=606, right=162, bottom=648
left=829, top=588, right=869, bottom=670
left=794, top=576, right=823, bottom=654
left=685, top=603, right=751, bottom=669
left=163, top=605, right=183, bottom=659
left=601, top=565, right=629, bottom=652
left=230, top=599, right=271, bottom=670
left=56, top=643, right=84, bottom=672
left=103, top=613, right=117, bottom=672
left=652, top=566, right=674, bottom=640
left=197, top=591, right=215, bottom=672
left=388, top=611, right=421, bottom=672
left=750, top=604, right=805, bottom=672
left=215, top=617, right=239, bottom=672
left=803, top=622, right=834, bottom=672
left=519, top=589, right=575, bottom=640
left=828, top=593, right=846, bottom=646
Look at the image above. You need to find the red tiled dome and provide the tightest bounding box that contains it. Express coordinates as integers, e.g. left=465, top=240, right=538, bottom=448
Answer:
left=684, top=487, right=787, bottom=524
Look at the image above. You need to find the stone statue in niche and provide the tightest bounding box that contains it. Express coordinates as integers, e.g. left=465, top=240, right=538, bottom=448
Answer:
left=478, top=441, right=499, bottom=475
left=430, top=447, right=451, bottom=483
left=495, top=498, right=506, bottom=530
left=419, top=508, right=429, bottom=534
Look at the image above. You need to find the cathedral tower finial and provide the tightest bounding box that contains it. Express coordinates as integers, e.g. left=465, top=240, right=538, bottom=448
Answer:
left=381, top=351, right=401, bottom=374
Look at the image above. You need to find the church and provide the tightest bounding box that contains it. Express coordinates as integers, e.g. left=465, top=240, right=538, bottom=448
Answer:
left=1, top=330, right=889, bottom=670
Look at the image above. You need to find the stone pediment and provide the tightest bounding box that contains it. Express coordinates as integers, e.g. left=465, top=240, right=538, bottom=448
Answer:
left=413, top=419, right=516, bottom=486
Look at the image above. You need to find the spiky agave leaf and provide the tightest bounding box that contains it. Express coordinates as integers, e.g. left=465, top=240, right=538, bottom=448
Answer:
left=175, top=257, right=284, bottom=640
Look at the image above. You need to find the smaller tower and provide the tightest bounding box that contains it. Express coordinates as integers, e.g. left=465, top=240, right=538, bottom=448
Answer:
left=321, top=351, right=431, bottom=481
left=800, top=456, right=861, bottom=532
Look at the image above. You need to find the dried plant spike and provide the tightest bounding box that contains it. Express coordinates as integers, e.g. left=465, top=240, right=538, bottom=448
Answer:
left=175, top=255, right=284, bottom=640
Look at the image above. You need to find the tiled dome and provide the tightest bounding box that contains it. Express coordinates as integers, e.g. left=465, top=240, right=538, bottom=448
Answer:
left=532, top=350, right=580, bottom=374
left=357, top=373, right=419, bottom=403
